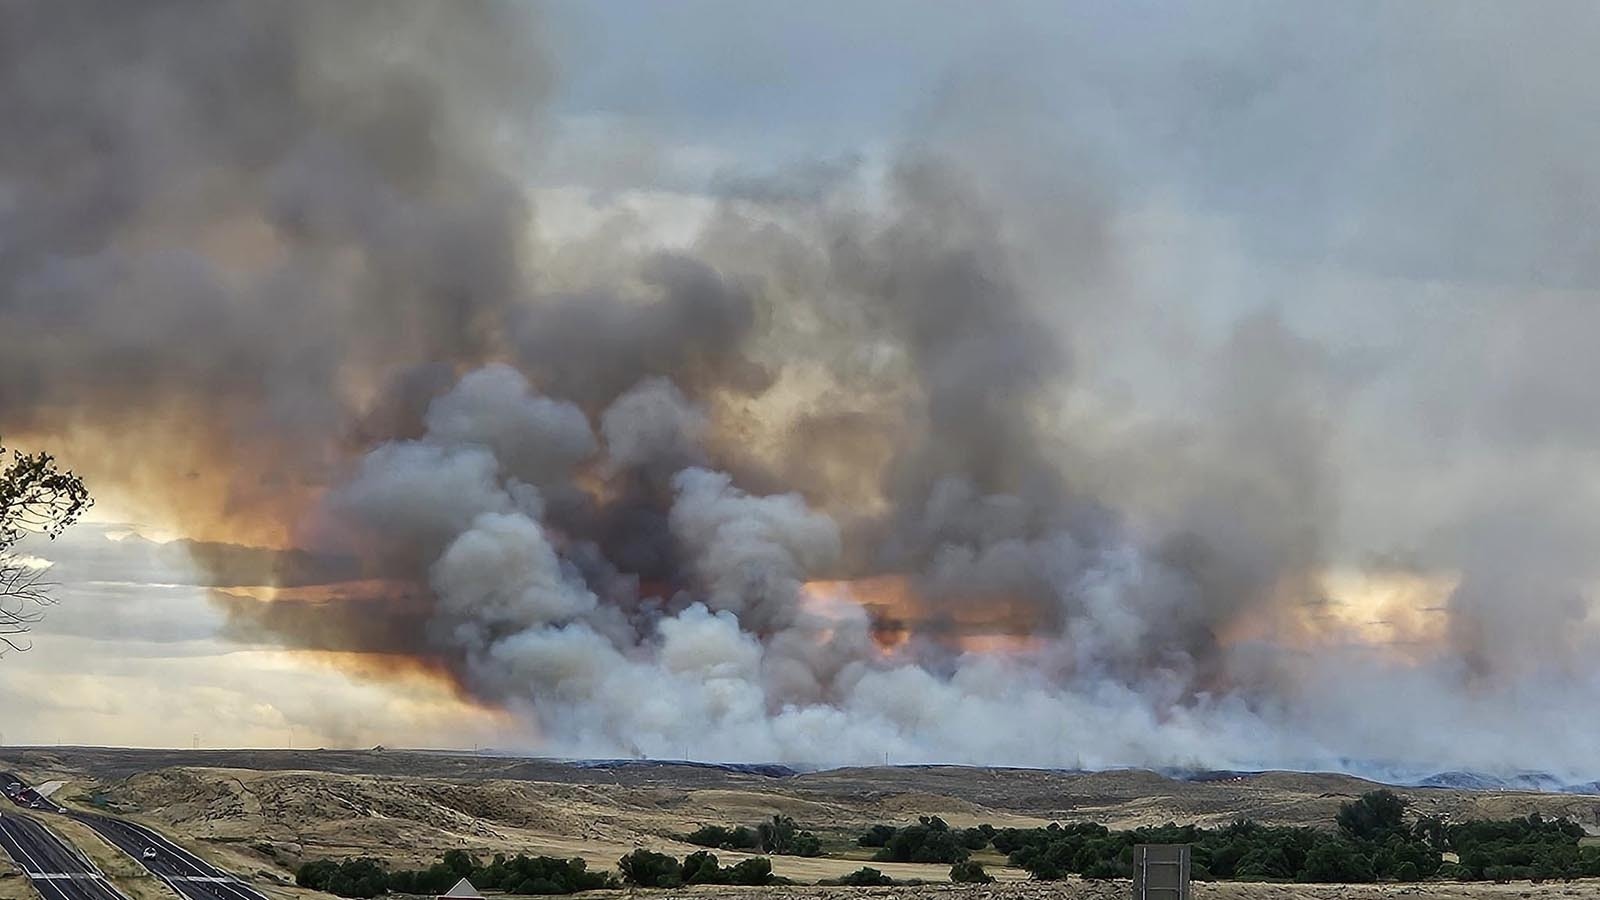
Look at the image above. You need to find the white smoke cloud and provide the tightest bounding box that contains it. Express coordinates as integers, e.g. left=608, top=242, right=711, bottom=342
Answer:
left=325, top=362, right=1600, bottom=780
left=669, top=467, right=842, bottom=630
left=431, top=511, right=598, bottom=644
left=333, top=442, right=513, bottom=548
left=14, top=0, right=1600, bottom=782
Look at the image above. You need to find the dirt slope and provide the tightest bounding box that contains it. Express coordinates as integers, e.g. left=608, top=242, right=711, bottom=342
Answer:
left=7, top=748, right=1600, bottom=897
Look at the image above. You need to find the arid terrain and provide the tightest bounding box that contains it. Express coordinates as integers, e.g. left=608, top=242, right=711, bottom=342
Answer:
left=4, top=749, right=1600, bottom=899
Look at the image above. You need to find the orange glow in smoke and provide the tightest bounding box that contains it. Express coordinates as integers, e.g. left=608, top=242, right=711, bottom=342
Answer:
left=1215, top=567, right=1457, bottom=664
left=800, top=575, right=1048, bottom=656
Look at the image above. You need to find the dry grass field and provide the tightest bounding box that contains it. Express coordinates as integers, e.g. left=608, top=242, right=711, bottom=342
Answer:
left=0, top=860, right=32, bottom=900
left=4, top=748, right=1600, bottom=899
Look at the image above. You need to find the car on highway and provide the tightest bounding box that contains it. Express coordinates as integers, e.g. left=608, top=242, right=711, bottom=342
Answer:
left=143, top=847, right=158, bottom=860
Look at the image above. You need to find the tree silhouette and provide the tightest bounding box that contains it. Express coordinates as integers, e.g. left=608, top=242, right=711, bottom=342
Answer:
left=1, top=444, right=91, bottom=652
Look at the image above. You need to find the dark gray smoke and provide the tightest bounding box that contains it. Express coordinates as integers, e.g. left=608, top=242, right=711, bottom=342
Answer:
left=7, top=0, right=1600, bottom=777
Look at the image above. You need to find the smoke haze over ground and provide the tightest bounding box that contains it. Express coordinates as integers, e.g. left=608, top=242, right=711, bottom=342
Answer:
left=5, top=0, right=1600, bottom=777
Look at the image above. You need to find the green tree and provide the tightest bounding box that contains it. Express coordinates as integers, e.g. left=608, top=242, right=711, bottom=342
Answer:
left=684, top=824, right=758, bottom=850
left=756, top=815, right=822, bottom=856
left=1083, top=859, right=1125, bottom=880
left=297, top=859, right=390, bottom=898
left=724, top=858, right=774, bottom=886
left=679, top=851, right=722, bottom=885
left=1336, top=790, right=1408, bottom=841
left=858, top=824, right=896, bottom=848
left=834, top=867, right=895, bottom=886
left=950, top=860, right=994, bottom=883
left=617, top=849, right=681, bottom=888
left=441, top=850, right=479, bottom=878
left=1, top=445, right=91, bottom=652
left=872, top=816, right=970, bottom=864
left=960, top=825, right=994, bottom=850
left=297, top=860, right=338, bottom=890
left=1299, top=840, right=1375, bottom=883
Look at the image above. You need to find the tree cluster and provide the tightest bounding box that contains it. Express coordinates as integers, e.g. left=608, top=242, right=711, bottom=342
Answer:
left=682, top=824, right=759, bottom=851
left=297, top=859, right=391, bottom=898
left=856, top=816, right=985, bottom=864
left=818, top=867, right=898, bottom=887
left=682, top=815, right=821, bottom=856
left=982, top=791, right=1597, bottom=884
left=948, top=860, right=994, bottom=883
left=1436, top=814, right=1600, bottom=882
left=297, top=851, right=616, bottom=897
left=616, top=849, right=778, bottom=888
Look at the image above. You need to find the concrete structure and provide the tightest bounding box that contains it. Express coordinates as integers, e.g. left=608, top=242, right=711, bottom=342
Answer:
left=1132, top=844, right=1190, bottom=900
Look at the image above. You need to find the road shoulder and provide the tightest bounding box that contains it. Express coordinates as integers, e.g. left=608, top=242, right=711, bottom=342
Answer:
left=9, top=814, right=179, bottom=900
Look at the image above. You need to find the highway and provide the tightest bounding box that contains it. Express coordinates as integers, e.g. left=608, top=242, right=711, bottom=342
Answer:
left=67, top=812, right=269, bottom=900
left=0, top=772, right=268, bottom=900
left=0, top=811, right=128, bottom=900
left=1, top=771, right=59, bottom=813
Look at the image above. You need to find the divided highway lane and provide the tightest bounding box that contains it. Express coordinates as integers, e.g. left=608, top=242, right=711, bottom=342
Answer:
left=1, top=773, right=266, bottom=900
left=68, top=813, right=270, bottom=900
left=0, top=812, right=128, bottom=900
left=1, top=772, right=60, bottom=812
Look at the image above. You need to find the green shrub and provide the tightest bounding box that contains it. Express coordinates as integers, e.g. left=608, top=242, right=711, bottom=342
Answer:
left=618, top=849, right=773, bottom=889
left=1336, top=790, right=1408, bottom=841
left=683, top=825, right=759, bottom=850
left=1083, top=859, right=1124, bottom=880
left=688, top=817, right=817, bottom=856
left=832, top=867, right=895, bottom=886
left=724, top=858, right=775, bottom=886
left=960, top=826, right=994, bottom=850
left=1299, top=840, right=1374, bottom=883
left=949, top=861, right=993, bottom=884
left=680, top=851, right=722, bottom=886
left=858, top=824, right=895, bottom=848
left=297, top=859, right=389, bottom=898
left=756, top=815, right=822, bottom=857
left=617, top=850, right=682, bottom=888
left=869, top=816, right=970, bottom=864
left=305, top=853, right=615, bottom=897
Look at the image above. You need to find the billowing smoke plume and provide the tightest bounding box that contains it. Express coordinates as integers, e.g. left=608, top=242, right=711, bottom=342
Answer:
left=8, top=0, right=1600, bottom=777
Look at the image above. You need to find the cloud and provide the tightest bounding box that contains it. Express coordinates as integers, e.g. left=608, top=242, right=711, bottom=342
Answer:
left=8, top=0, right=1600, bottom=778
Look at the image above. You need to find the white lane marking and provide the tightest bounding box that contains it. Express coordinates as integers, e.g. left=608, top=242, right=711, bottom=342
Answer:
left=4, top=815, right=131, bottom=900
left=0, top=817, right=74, bottom=900
left=104, top=820, right=267, bottom=900
left=52, top=823, right=104, bottom=878
left=84, top=816, right=261, bottom=900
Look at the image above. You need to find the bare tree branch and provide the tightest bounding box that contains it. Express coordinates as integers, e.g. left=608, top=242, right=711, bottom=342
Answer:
left=0, top=441, right=91, bottom=653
